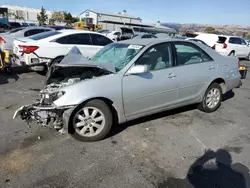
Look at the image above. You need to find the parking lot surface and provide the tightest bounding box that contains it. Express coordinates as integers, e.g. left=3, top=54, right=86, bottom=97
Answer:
left=1, top=61, right=250, bottom=188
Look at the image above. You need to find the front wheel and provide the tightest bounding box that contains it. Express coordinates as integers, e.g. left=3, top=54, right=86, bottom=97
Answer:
left=49, top=56, right=64, bottom=68
left=247, top=53, right=250, bottom=61
left=198, top=83, right=222, bottom=113
left=70, top=100, right=113, bottom=142
left=228, top=51, right=235, bottom=56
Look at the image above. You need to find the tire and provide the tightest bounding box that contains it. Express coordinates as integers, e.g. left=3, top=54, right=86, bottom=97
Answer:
left=247, top=53, right=250, bottom=61
left=49, top=56, right=64, bottom=68
left=228, top=51, right=235, bottom=56
left=198, top=83, right=222, bottom=113
left=70, top=100, right=113, bottom=142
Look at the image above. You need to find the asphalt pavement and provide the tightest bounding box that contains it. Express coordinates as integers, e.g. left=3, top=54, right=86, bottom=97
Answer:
left=0, top=61, right=250, bottom=188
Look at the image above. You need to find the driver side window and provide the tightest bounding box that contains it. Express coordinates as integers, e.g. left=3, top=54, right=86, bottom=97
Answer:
left=135, top=43, right=173, bottom=72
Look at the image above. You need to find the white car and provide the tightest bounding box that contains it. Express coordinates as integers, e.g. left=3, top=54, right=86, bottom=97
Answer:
left=215, top=36, right=250, bottom=59
left=185, top=38, right=210, bottom=47
left=100, top=30, right=121, bottom=41
left=0, top=27, right=53, bottom=55
left=12, top=30, right=114, bottom=71
left=195, top=34, right=219, bottom=48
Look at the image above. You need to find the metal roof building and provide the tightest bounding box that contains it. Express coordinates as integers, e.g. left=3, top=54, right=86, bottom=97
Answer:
left=79, top=9, right=142, bottom=30
left=0, top=5, right=53, bottom=24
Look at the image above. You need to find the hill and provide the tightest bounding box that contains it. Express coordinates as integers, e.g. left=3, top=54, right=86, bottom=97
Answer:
left=162, top=23, right=250, bottom=38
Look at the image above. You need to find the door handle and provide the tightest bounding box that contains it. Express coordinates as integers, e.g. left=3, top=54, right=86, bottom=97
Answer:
left=208, top=66, right=215, bottom=70
left=167, top=73, right=176, bottom=78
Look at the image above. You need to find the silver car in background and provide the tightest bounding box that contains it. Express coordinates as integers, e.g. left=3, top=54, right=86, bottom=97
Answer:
left=14, top=39, right=242, bottom=141
left=0, top=27, right=53, bottom=55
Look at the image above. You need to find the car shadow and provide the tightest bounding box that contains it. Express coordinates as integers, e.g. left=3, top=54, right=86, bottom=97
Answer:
left=157, top=149, right=250, bottom=188
left=108, top=104, right=197, bottom=138
left=222, top=90, right=235, bottom=102
left=0, top=66, right=31, bottom=85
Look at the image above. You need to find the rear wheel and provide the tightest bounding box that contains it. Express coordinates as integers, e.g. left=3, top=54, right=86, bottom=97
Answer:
left=70, top=100, right=113, bottom=141
left=198, top=83, right=222, bottom=113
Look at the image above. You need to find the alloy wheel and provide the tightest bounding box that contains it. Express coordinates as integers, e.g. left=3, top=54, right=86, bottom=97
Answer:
left=73, top=107, right=105, bottom=137
left=206, top=88, right=221, bottom=109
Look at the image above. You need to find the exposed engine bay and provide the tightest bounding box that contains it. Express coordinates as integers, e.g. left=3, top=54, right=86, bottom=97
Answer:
left=13, top=46, right=116, bottom=133
left=13, top=65, right=111, bottom=133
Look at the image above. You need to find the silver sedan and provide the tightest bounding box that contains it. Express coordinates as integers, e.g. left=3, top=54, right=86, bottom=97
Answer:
left=14, top=39, right=242, bottom=141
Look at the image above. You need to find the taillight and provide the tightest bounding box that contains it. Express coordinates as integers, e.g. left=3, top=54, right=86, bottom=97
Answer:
left=223, top=43, right=227, bottom=49
left=19, top=45, right=39, bottom=54
left=238, top=60, right=241, bottom=69
left=0, top=36, right=6, bottom=43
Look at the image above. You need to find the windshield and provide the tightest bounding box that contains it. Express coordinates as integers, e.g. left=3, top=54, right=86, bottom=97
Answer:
left=29, top=31, right=60, bottom=40
left=91, top=43, right=144, bottom=71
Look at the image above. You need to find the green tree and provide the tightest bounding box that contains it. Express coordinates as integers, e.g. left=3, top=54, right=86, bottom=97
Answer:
left=72, top=16, right=80, bottom=23
left=37, top=7, right=48, bottom=26
left=63, top=12, right=73, bottom=24
left=204, top=27, right=217, bottom=34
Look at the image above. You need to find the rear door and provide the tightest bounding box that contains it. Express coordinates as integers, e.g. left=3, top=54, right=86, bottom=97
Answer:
left=172, top=42, right=217, bottom=103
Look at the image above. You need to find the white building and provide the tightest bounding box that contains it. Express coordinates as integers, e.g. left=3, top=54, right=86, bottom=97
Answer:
left=0, top=5, right=53, bottom=24
left=79, top=9, right=142, bottom=30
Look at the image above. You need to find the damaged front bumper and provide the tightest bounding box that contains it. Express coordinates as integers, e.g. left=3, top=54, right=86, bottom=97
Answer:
left=13, top=102, right=75, bottom=133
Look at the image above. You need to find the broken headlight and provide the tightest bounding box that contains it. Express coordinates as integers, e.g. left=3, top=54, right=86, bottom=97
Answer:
left=43, top=91, right=65, bottom=104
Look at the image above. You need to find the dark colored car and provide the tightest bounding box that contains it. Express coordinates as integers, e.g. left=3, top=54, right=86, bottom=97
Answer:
left=43, top=25, right=72, bottom=30
left=0, top=22, right=11, bottom=33
left=9, top=22, right=22, bottom=29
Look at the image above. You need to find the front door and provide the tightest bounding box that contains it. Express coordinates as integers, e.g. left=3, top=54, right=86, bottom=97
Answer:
left=172, top=42, right=217, bottom=103
left=122, top=42, right=178, bottom=118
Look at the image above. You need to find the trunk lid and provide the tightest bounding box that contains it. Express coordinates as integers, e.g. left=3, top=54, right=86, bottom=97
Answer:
left=215, top=36, right=227, bottom=51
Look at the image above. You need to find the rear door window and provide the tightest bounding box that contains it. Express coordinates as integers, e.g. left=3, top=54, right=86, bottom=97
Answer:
left=229, top=37, right=241, bottom=44
left=90, top=34, right=113, bottom=46
left=174, top=42, right=213, bottom=66
left=66, top=34, right=92, bottom=45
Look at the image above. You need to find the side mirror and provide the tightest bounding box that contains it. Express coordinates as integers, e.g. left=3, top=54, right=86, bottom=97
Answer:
left=126, top=65, right=148, bottom=75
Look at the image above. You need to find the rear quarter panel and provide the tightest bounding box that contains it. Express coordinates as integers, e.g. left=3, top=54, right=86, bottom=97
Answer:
left=196, top=43, right=241, bottom=93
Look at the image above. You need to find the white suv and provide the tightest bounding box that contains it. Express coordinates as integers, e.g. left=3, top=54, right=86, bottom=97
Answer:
left=12, top=30, right=114, bottom=71
left=215, top=36, right=250, bottom=60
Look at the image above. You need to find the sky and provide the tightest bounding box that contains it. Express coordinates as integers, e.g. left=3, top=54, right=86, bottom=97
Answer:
left=1, top=0, right=250, bottom=26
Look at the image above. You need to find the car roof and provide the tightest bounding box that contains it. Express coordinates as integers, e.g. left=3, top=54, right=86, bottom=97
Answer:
left=23, top=26, right=54, bottom=30
left=59, top=29, right=101, bottom=34
left=117, top=38, right=182, bottom=46
left=218, top=35, right=242, bottom=38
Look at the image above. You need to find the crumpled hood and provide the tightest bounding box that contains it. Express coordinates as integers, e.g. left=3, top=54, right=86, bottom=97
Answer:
left=55, top=46, right=116, bottom=73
